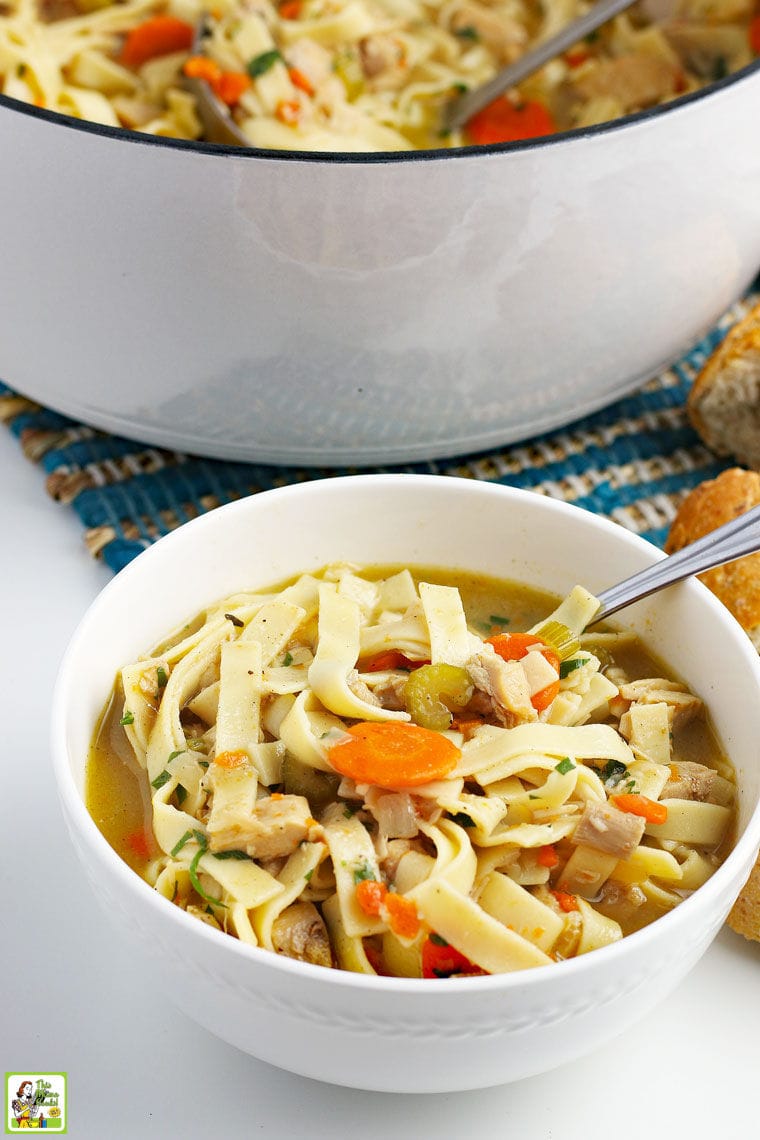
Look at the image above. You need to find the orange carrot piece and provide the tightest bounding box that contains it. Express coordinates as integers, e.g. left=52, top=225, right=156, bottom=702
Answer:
left=610, top=793, right=668, bottom=825
left=279, top=0, right=302, bottom=17
left=384, top=893, right=421, bottom=939
left=550, top=889, right=579, bottom=913
left=750, top=15, right=760, bottom=54
left=214, top=749, right=248, bottom=770
left=356, top=879, right=388, bottom=917
left=421, top=934, right=487, bottom=978
left=466, top=98, right=556, bottom=147
left=214, top=70, right=251, bottom=106
left=487, top=632, right=560, bottom=712
left=327, top=722, right=460, bottom=788
left=183, top=55, right=222, bottom=83
left=120, top=15, right=194, bottom=69
left=537, top=844, right=559, bottom=868
left=276, top=99, right=301, bottom=125
left=288, top=66, right=315, bottom=96
left=125, top=829, right=151, bottom=859
left=362, top=650, right=428, bottom=672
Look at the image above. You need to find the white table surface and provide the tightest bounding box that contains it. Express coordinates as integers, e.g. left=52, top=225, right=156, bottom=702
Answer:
left=2, top=423, right=759, bottom=1140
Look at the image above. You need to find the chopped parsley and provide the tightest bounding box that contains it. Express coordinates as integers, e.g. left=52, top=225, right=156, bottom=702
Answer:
left=343, top=803, right=358, bottom=819
left=197, top=759, right=210, bottom=769
left=171, top=830, right=193, bottom=857
left=151, top=769, right=172, bottom=790
left=156, top=666, right=168, bottom=688
left=168, top=749, right=185, bottom=762
left=188, top=830, right=227, bottom=908
left=304, top=868, right=314, bottom=882
left=489, top=613, right=510, bottom=626
left=450, top=811, right=476, bottom=828
left=600, top=759, right=628, bottom=788
left=283, top=651, right=294, bottom=667
left=454, top=24, right=479, bottom=40
left=119, top=711, right=134, bottom=726
left=212, top=849, right=252, bottom=861
left=352, top=860, right=376, bottom=884
left=175, top=783, right=187, bottom=806
left=247, top=49, right=282, bottom=78
left=560, top=656, right=587, bottom=679
left=555, top=757, right=576, bottom=775
left=429, top=932, right=449, bottom=947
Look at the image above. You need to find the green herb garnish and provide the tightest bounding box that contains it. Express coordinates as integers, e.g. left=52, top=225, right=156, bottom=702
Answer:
left=454, top=24, right=479, bottom=40
left=352, top=860, right=376, bottom=884
left=559, top=656, right=587, bottom=679
left=171, top=830, right=193, bottom=857
left=156, top=666, right=168, bottom=688
left=212, top=849, right=251, bottom=861
left=189, top=830, right=227, bottom=908
left=450, top=811, right=476, bottom=828
left=304, top=868, right=314, bottom=882
left=488, top=614, right=510, bottom=626
left=601, top=759, right=628, bottom=788
left=247, top=49, right=282, bottom=77
left=555, top=757, right=575, bottom=775
left=429, top=932, right=449, bottom=946
left=283, top=651, right=294, bottom=666
left=151, top=769, right=171, bottom=790
left=120, top=711, right=134, bottom=726
left=168, top=749, right=185, bottom=762
left=198, top=759, right=210, bottom=769
left=175, top=784, right=187, bottom=806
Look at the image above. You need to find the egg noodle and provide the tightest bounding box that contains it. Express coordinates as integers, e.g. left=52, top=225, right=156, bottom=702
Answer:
left=92, top=564, right=735, bottom=978
left=0, top=0, right=756, bottom=150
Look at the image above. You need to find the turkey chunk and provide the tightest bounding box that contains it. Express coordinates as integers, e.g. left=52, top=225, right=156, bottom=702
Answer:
left=664, top=761, right=734, bottom=806
left=572, top=801, right=645, bottom=859
left=466, top=650, right=537, bottom=726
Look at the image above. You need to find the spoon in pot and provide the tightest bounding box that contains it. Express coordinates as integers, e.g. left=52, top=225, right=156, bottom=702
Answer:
left=186, top=0, right=641, bottom=147
left=591, top=502, right=760, bottom=624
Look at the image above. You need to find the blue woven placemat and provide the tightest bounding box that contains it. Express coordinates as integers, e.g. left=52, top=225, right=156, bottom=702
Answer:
left=2, top=282, right=758, bottom=574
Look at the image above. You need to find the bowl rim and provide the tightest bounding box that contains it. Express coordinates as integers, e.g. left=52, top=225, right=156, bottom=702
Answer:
left=51, top=474, right=760, bottom=994
left=2, top=50, right=758, bottom=165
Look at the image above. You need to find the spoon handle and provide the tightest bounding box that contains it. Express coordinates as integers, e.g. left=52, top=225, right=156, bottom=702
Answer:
left=444, top=0, right=638, bottom=132
left=593, top=503, right=760, bottom=622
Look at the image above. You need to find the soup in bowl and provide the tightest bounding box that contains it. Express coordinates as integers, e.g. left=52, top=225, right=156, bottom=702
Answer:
left=52, top=475, right=760, bottom=1091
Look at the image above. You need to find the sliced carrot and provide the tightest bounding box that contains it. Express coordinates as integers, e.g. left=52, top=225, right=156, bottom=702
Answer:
left=279, top=0, right=302, bottom=17
left=537, top=844, right=559, bottom=869
left=327, top=722, right=460, bottom=788
left=214, top=749, right=248, bottom=770
left=610, top=793, right=668, bottom=825
left=487, top=632, right=560, bottom=711
left=125, top=829, right=151, bottom=859
left=276, top=99, right=301, bottom=125
left=384, top=893, right=421, bottom=939
left=421, top=934, right=487, bottom=978
left=214, top=70, right=251, bottom=106
left=565, top=48, right=590, bottom=67
left=356, top=879, right=388, bottom=917
left=466, top=98, right=556, bottom=147
left=750, top=15, right=760, bottom=54
left=550, top=889, right=579, bottom=913
left=120, top=15, right=194, bottom=69
left=288, top=66, right=315, bottom=96
left=183, top=55, right=221, bottom=83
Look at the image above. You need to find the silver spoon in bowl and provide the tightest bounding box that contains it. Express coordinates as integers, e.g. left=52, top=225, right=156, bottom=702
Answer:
left=592, top=502, right=760, bottom=624
left=185, top=0, right=641, bottom=147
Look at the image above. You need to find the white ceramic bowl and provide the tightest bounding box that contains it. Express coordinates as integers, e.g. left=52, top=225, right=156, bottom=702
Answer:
left=3, top=62, right=760, bottom=466
left=52, top=475, right=760, bottom=1091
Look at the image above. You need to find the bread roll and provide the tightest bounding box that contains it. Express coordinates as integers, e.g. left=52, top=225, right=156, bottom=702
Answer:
left=665, top=467, right=760, bottom=648
left=687, top=300, right=760, bottom=468
left=665, top=467, right=760, bottom=942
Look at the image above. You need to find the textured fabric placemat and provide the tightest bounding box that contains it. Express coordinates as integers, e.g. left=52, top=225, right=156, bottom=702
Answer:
left=2, top=281, right=758, bottom=574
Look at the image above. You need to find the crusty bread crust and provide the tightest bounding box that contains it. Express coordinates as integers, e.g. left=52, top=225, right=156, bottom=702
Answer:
left=666, top=467, right=760, bottom=942
left=687, top=300, right=760, bottom=468
left=727, top=861, right=760, bottom=942
left=665, top=467, right=760, bottom=635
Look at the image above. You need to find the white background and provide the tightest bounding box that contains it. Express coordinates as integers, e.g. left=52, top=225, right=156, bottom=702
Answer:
left=2, top=425, right=759, bottom=1139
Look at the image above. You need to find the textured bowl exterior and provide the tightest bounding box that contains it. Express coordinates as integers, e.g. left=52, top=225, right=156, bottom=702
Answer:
left=52, top=476, right=760, bottom=1090
left=2, top=65, right=760, bottom=465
